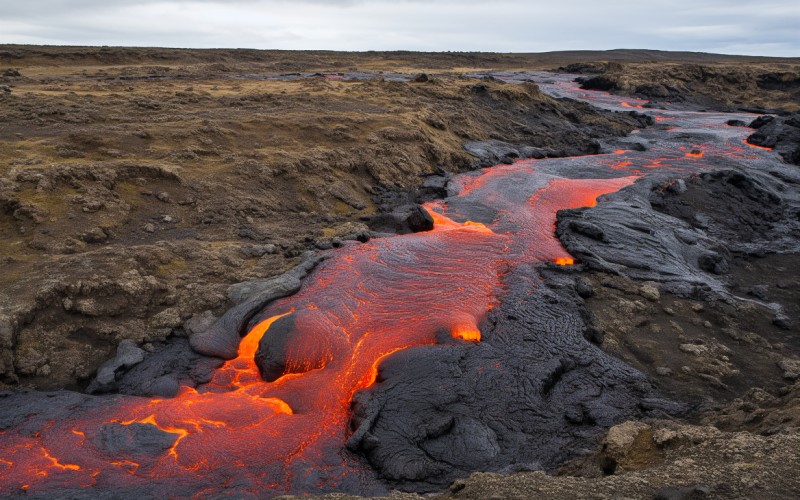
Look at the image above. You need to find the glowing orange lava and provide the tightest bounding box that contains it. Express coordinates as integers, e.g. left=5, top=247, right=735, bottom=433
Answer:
left=450, top=319, right=482, bottom=342
left=554, top=257, right=575, bottom=266
left=743, top=138, right=773, bottom=151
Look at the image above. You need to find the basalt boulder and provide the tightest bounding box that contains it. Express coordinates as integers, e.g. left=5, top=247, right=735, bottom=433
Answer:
left=747, top=113, right=800, bottom=166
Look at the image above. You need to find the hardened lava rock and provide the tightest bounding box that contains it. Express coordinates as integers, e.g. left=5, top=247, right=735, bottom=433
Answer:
left=346, top=266, right=679, bottom=492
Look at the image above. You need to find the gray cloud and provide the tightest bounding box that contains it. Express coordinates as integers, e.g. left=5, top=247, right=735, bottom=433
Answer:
left=0, top=0, right=798, bottom=56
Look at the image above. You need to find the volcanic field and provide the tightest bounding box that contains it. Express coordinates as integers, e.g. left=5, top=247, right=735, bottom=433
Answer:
left=1, top=48, right=799, bottom=499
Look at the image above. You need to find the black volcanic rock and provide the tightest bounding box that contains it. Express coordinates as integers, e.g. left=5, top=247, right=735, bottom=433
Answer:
left=189, top=253, right=324, bottom=359
left=85, top=340, right=145, bottom=393
left=463, top=140, right=551, bottom=167
left=747, top=113, right=800, bottom=165
left=91, top=422, right=178, bottom=455
left=578, top=75, right=618, bottom=91
left=253, top=313, right=296, bottom=381
left=393, top=204, right=434, bottom=233
left=557, top=169, right=800, bottom=298
left=104, top=338, right=223, bottom=397
left=346, top=266, right=679, bottom=492
left=368, top=203, right=434, bottom=235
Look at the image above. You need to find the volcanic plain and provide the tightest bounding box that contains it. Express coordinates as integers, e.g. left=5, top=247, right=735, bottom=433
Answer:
left=1, top=46, right=799, bottom=499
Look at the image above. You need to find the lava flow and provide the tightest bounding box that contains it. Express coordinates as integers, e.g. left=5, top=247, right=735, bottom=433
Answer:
left=0, top=72, right=780, bottom=498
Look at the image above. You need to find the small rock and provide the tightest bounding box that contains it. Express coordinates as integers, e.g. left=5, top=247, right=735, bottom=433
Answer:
left=583, top=326, right=604, bottom=344
left=391, top=204, right=434, bottom=233
left=663, top=307, right=675, bottom=315
left=315, top=240, right=333, bottom=250
left=679, top=343, right=708, bottom=355
left=703, top=321, right=712, bottom=328
left=149, top=308, right=183, bottom=329
left=575, top=277, right=595, bottom=298
left=162, top=215, right=174, bottom=223
left=239, top=244, right=277, bottom=258
left=773, top=313, right=792, bottom=330
left=639, top=283, right=660, bottom=302
left=143, top=223, right=155, bottom=233
left=88, top=340, right=145, bottom=393
left=778, top=358, right=800, bottom=380
left=148, top=375, right=180, bottom=398
left=82, top=227, right=108, bottom=244
left=411, top=73, right=429, bottom=83
left=698, top=252, right=729, bottom=274
left=666, top=178, right=687, bottom=194
left=156, top=192, right=171, bottom=202
left=691, top=303, right=704, bottom=313
left=655, top=367, right=673, bottom=376
left=600, top=277, right=617, bottom=288
left=2, top=68, right=21, bottom=77
left=183, top=311, right=218, bottom=336
left=748, top=285, right=769, bottom=301
left=603, top=421, right=651, bottom=462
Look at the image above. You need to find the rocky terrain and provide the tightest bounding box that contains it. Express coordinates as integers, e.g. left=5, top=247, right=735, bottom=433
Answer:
left=569, top=60, right=800, bottom=113
left=1, top=46, right=799, bottom=499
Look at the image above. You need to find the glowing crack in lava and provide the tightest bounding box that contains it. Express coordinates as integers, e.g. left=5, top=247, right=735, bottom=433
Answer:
left=0, top=72, right=781, bottom=498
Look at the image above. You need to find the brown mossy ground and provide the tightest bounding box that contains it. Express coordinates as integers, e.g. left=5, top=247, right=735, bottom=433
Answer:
left=568, top=60, right=800, bottom=112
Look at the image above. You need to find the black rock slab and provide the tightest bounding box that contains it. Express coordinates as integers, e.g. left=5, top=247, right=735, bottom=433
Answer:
left=346, top=265, right=680, bottom=492
left=189, top=252, right=325, bottom=359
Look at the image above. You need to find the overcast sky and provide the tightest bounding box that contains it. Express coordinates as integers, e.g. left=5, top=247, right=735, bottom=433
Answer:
left=1, top=0, right=798, bottom=56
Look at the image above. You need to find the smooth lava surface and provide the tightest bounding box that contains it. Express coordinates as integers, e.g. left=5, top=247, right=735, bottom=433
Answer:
left=0, top=72, right=778, bottom=498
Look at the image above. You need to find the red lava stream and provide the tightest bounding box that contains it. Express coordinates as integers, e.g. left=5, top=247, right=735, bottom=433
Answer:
left=0, top=75, right=776, bottom=497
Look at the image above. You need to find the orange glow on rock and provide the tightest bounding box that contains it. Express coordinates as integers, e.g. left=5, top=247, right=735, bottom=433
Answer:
left=685, top=150, right=704, bottom=158
left=743, top=138, right=773, bottom=151
left=451, top=323, right=481, bottom=342
left=554, top=257, right=575, bottom=266
left=611, top=161, right=634, bottom=170
left=425, top=205, right=494, bottom=234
